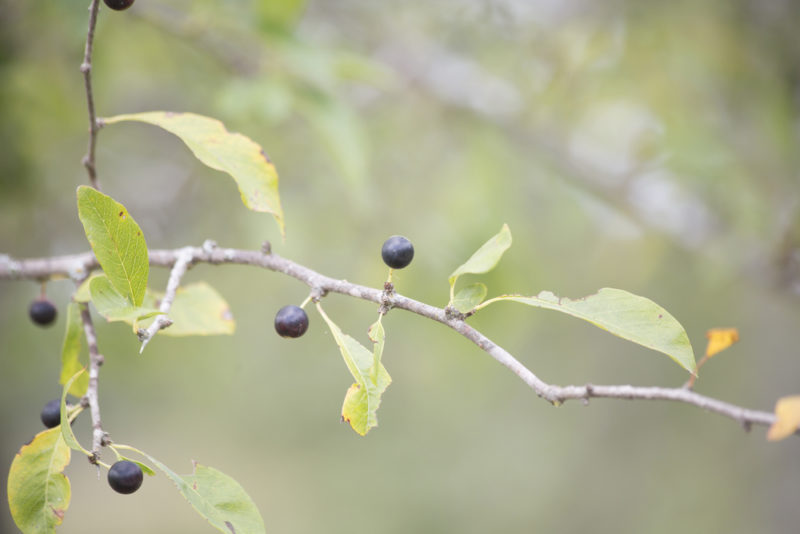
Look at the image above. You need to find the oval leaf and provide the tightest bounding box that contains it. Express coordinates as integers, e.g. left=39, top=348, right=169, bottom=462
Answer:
left=767, top=395, right=800, bottom=441
left=7, top=428, right=71, bottom=534
left=103, top=112, right=284, bottom=237
left=77, top=186, right=149, bottom=307
left=139, top=454, right=265, bottom=534
left=145, top=282, right=235, bottom=337
left=484, top=288, right=696, bottom=374
left=448, top=224, right=512, bottom=300
left=452, top=283, right=488, bottom=313
left=60, top=302, right=88, bottom=397
left=317, top=305, right=391, bottom=435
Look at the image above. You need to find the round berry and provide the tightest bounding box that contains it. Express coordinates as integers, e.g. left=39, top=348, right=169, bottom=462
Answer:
left=103, top=0, right=135, bottom=10
left=274, top=305, right=309, bottom=338
left=381, top=235, right=414, bottom=269
left=40, top=399, right=62, bottom=429
left=108, top=461, right=144, bottom=494
left=29, top=299, right=57, bottom=326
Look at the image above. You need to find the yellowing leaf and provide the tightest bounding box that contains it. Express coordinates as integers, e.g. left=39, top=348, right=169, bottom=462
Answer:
left=705, top=328, right=739, bottom=358
left=7, top=428, right=71, bottom=534
left=767, top=395, right=800, bottom=442
left=104, top=112, right=284, bottom=237
left=145, top=283, right=235, bottom=337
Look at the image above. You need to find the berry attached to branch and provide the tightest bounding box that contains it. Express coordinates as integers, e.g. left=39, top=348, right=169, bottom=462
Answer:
left=381, top=236, right=414, bottom=269
left=40, top=400, right=62, bottom=429
left=274, top=305, right=309, bottom=338
left=108, top=461, right=144, bottom=494
left=29, top=299, right=57, bottom=326
left=103, top=0, right=135, bottom=11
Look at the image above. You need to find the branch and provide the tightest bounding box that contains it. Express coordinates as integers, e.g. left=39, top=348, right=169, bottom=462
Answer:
left=78, top=302, right=106, bottom=458
left=0, top=244, right=780, bottom=432
left=80, top=0, right=102, bottom=190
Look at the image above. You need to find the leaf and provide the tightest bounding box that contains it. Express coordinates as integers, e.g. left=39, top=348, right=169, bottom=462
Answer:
left=145, top=283, right=235, bottom=337
left=139, top=454, right=266, bottom=534
left=59, top=302, right=88, bottom=397
left=448, top=224, right=512, bottom=301
left=367, top=317, right=385, bottom=384
left=483, top=288, right=696, bottom=374
left=89, top=275, right=161, bottom=325
left=317, top=305, right=391, bottom=435
left=118, top=457, right=156, bottom=477
left=451, top=283, right=488, bottom=313
left=7, top=428, right=71, bottom=534
left=60, top=369, right=91, bottom=457
left=767, top=395, right=800, bottom=441
left=72, top=273, right=102, bottom=303
left=104, top=112, right=284, bottom=237
left=705, top=328, right=739, bottom=358
left=77, top=186, right=149, bottom=306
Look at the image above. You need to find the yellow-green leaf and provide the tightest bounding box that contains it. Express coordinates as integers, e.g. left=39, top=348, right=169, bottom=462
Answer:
left=451, top=283, right=488, bottom=313
left=145, top=283, right=235, bottom=337
left=448, top=224, right=512, bottom=302
left=60, top=369, right=91, bottom=457
left=317, top=305, right=391, bottom=435
left=77, top=186, right=149, bottom=307
left=7, top=428, right=71, bottom=534
left=59, top=302, right=88, bottom=397
left=89, top=275, right=161, bottom=325
left=767, top=395, right=800, bottom=441
left=481, top=288, right=696, bottom=374
left=104, top=112, right=284, bottom=237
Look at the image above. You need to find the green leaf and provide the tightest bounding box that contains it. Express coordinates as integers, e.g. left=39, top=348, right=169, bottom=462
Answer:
left=76, top=186, right=149, bottom=306
left=72, top=273, right=101, bottom=303
left=138, top=454, right=265, bottom=534
left=89, top=275, right=161, bottom=325
left=59, top=302, right=88, bottom=397
left=118, top=457, right=156, bottom=477
left=448, top=224, right=512, bottom=302
left=145, top=282, right=235, bottom=337
left=483, top=288, right=696, bottom=374
left=451, top=283, right=488, bottom=313
left=317, top=305, right=391, bottom=435
left=103, top=112, right=284, bottom=237
left=7, top=428, right=71, bottom=534
left=60, top=369, right=91, bottom=457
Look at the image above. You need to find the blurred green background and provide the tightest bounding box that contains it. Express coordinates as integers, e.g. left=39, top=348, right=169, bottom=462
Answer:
left=1, top=0, right=799, bottom=532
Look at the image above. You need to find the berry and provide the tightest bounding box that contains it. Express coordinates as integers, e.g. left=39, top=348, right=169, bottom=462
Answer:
left=29, top=299, right=57, bottom=326
left=381, top=235, right=414, bottom=269
left=108, top=461, right=144, bottom=494
left=103, top=0, right=135, bottom=10
left=274, top=305, right=309, bottom=338
left=40, top=399, right=62, bottom=429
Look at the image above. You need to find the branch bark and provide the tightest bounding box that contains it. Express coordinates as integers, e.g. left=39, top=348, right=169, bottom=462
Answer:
left=80, top=0, right=102, bottom=190
left=0, top=244, right=780, bottom=432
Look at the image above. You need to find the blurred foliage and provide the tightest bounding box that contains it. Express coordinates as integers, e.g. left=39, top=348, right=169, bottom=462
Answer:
left=1, top=0, right=799, bottom=533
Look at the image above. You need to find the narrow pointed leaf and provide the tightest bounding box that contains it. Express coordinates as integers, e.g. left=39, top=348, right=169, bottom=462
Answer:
left=485, top=288, right=696, bottom=374
left=452, top=283, right=488, bottom=313
left=104, top=112, right=284, bottom=236
left=7, top=428, right=71, bottom=534
left=138, top=453, right=265, bottom=534
left=60, top=302, right=88, bottom=397
left=318, top=305, right=391, bottom=435
left=60, top=369, right=91, bottom=457
left=448, top=224, right=512, bottom=300
left=77, top=186, right=149, bottom=306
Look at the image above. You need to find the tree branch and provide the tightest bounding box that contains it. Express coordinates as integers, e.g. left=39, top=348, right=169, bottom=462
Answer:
left=80, top=0, right=102, bottom=190
left=0, top=244, right=780, bottom=432
left=78, top=302, right=106, bottom=457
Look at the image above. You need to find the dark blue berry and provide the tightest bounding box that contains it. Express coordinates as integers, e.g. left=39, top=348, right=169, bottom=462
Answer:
left=274, top=305, right=309, bottom=338
left=40, top=399, right=61, bottom=429
left=103, top=0, right=135, bottom=10
left=108, top=461, right=144, bottom=494
left=29, top=299, right=57, bottom=326
left=381, top=236, right=414, bottom=269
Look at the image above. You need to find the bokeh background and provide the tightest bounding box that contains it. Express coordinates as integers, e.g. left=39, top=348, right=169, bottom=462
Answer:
left=1, top=0, right=799, bottom=532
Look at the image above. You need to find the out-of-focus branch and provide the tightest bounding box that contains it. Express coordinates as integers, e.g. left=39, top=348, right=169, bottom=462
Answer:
left=0, top=244, right=781, bottom=433
left=80, top=0, right=102, bottom=190
left=78, top=303, right=106, bottom=458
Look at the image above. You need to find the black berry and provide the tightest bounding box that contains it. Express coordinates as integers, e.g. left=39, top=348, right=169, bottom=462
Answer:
left=274, top=305, right=309, bottom=338
left=40, top=400, right=62, bottom=429
left=381, top=235, right=414, bottom=269
left=108, top=461, right=144, bottom=494
left=103, top=0, right=135, bottom=10
left=29, top=299, right=57, bottom=326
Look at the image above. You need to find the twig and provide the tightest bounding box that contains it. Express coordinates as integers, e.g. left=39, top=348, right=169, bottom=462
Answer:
left=78, top=303, right=106, bottom=458
left=80, top=0, right=102, bottom=190
left=0, top=245, right=781, bottom=432
left=137, top=246, right=195, bottom=352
